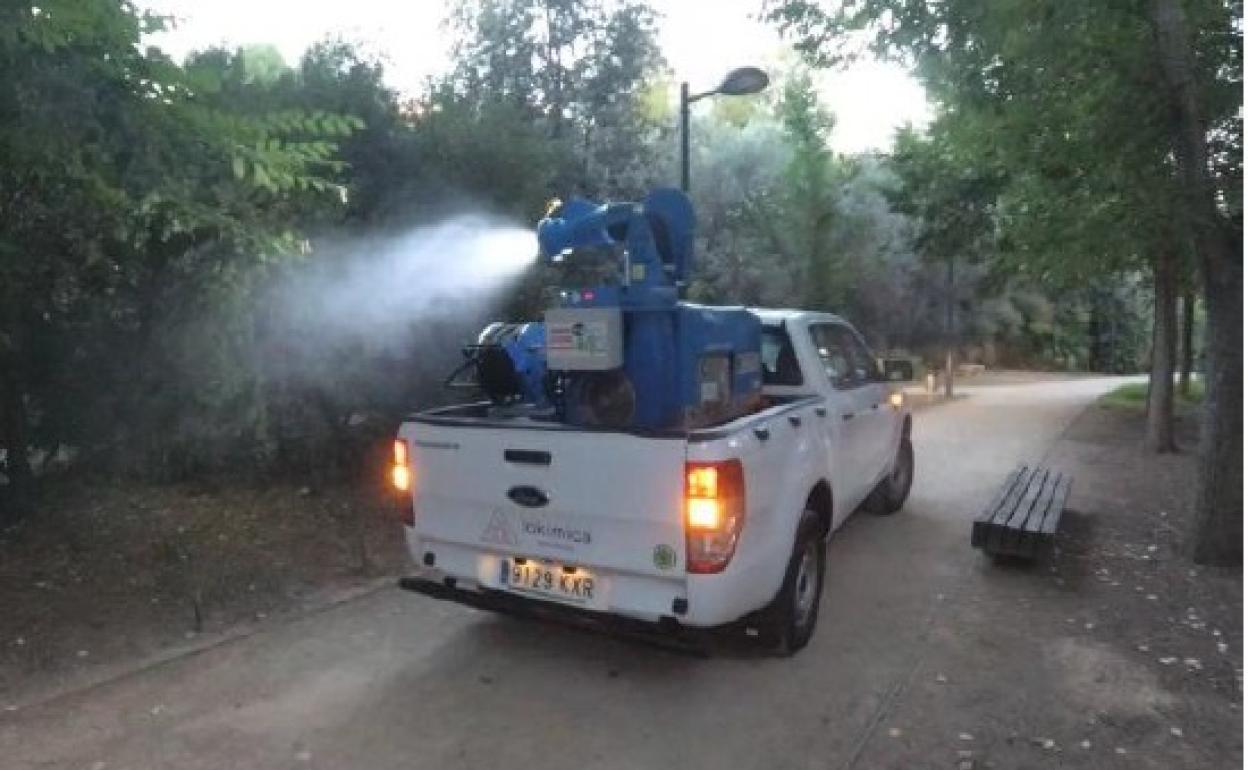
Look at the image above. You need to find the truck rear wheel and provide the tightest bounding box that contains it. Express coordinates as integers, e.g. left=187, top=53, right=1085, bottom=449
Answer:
left=761, top=509, right=826, bottom=656
left=863, top=435, right=914, bottom=515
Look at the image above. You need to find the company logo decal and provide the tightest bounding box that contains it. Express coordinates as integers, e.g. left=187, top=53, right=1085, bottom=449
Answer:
left=521, top=519, right=592, bottom=546
left=653, top=544, right=677, bottom=570
left=480, top=510, right=519, bottom=547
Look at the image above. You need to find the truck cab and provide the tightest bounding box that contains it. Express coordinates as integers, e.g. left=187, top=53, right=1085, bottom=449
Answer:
left=755, top=310, right=910, bottom=523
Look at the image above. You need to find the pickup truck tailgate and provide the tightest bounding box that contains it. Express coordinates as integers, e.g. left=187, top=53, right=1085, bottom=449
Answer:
left=403, top=421, right=688, bottom=579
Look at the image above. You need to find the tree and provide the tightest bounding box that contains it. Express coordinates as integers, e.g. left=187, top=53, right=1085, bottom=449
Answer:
left=0, top=2, right=356, bottom=513
left=1150, top=0, right=1243, bottom=564
left=776, top=70, right=842, bottom=311
left=767, top=0, right=1242, bottom=563
left=447, top=0, right=666, bottom=197
left=890, top=124, right=1001, bottom=394
left=684, top=65, right=924, bottom=334
left=685, top=112, right=795, bottom=305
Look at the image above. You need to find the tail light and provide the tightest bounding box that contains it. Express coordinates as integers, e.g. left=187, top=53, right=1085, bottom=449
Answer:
left=390, top=438, right=415, bottom=527
left=685, top=459, right=745, bottom=574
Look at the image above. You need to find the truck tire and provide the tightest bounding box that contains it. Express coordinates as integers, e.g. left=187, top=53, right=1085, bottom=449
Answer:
left=761, top=509, right=826, bottom=655
left=863, top=434, right=914, bottom=515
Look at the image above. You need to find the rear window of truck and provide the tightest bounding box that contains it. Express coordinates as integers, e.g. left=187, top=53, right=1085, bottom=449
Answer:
left=761, top=326, right=803, bottom=386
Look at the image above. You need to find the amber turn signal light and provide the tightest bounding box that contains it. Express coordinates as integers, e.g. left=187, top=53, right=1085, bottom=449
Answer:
left=391, top=439, right=411, bottom=493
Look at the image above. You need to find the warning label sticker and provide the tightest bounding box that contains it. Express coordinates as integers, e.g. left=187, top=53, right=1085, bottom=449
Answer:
left=548, top=320, right=608, bottom=356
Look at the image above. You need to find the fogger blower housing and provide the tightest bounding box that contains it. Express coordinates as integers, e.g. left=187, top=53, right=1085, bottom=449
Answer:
left=452, top=188, right=762, bottom=431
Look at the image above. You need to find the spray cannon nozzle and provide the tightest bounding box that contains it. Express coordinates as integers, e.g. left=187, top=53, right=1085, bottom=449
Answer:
left=535, top=188, right=697, bottom=286
left=537, top=198, right=627, bottom=261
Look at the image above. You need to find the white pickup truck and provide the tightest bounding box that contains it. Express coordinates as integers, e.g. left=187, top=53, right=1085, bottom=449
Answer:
left=393, top=309, right=913, bottom=653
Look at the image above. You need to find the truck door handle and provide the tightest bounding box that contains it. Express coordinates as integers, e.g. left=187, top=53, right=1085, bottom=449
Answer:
left=814, top=406, right=828, bottom=418
left=841, top=412, right=855, bottom=421
left=787, top=415, right=802, bottom=427
left=505, top=449, right=552, bottom=466
left=753, top=426, right=771, bottom=441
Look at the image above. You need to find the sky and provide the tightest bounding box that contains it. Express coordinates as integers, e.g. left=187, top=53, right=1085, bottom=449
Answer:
left=141, top=0, right=932, bottom=154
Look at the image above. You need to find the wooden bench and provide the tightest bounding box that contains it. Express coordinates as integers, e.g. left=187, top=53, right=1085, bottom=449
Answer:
left=972, top=465, right=1072, bottom=560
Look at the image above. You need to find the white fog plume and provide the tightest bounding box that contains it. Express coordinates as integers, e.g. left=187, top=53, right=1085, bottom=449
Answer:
left=272, top=214, right=539, bottom=349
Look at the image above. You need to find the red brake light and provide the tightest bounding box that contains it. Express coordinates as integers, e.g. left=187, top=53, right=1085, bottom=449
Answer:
left=685, top=460, right=745, bottom=574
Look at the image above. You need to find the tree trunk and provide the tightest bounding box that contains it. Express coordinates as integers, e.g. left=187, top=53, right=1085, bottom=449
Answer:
left=1192, top=259, right=1242, bottom=564
left=1087, top=289, right=1103, bottom=372
left=0, top=361, right=33, bottom=521
left=1150, top=0, right=1243, bottom=566
left=1178, top=288, right=1195, bottom=398
left=944, top=256, right=955, bottom=398
left=944, top=347, right=954, bottom=398
left=1146, top=251, right=1178, bottom=452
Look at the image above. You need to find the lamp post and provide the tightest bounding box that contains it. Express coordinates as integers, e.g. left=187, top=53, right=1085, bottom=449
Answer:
left=679, top=66, right=769, bottom=193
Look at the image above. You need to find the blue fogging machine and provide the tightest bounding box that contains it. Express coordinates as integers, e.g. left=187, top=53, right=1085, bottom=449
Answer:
left=452, top=188, right=762, bottom=431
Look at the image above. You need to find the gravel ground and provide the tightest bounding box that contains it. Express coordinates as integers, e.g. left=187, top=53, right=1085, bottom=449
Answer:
left=853, top=393, right=1241, bottom=770
left=0, top=375, right=1239, bottom=770
left=0, top=479, right=406, bottom=702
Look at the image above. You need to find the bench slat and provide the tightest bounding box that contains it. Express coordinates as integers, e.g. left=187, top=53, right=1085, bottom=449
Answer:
left=972, top=465, right=1028, bottom=548
left=1024, top=472, right=1063, bottom=534
left=986, top=466, right=1038, bottom=552
left=1005, top=474, right=1037, bottom=558
left=976, top=465, right=1027, bottom=522
left=1039, top=474, right=1072, bottom=535
left=1019, top=472, right=1061, bottom=558
left=994, top=467, right=1049, bottom=554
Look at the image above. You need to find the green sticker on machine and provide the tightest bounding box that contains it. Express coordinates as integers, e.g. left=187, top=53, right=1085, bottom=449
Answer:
left=653, top=544, right=677, bottom=570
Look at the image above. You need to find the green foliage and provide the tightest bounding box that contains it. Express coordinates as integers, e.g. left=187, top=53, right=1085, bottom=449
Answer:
left=447, top=0, right=667, bottom=197
left=687, top=59, right=1152, bottom=370
left=0, top=1, right=361, bottom=492
left=0, top=0, right=676, bottom=504
left=777, top=70, right=841, bottom=309
left=765, top=0, right=1241, bottom=283
left=2, top=0, right=1201, bottom=516
left=1102, top=379, right=1206, bottom=411
left=763, top=0, right=1234, bottom=376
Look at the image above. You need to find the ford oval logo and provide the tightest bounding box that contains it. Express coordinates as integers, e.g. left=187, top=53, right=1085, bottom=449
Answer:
left=507, top=485, right=549, bottom=508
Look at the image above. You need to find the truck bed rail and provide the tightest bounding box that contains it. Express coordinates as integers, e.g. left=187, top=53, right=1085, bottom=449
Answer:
left=406, top=395, right=823, bottom=442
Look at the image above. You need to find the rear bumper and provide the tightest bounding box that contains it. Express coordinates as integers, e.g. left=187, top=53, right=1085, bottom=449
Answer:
left=405, top=530, right=776, bottom=629
left=397, top=573, right=716, bottom=651
left=407, top=530, right=697, bottom=618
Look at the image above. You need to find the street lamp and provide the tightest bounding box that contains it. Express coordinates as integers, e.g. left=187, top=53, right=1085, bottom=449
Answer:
left=680, top=66, right=770, bottom=192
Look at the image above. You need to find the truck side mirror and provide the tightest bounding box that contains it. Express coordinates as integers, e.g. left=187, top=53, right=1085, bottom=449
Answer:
left=883, top=359, right=915, bottom=382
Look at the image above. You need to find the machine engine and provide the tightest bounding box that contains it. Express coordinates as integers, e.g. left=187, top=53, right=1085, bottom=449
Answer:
left=445, top=322, right=548, bottom=406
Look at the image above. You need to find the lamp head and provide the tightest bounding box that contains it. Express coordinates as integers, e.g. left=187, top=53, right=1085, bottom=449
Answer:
left=715, top=66, right=769, bottom=96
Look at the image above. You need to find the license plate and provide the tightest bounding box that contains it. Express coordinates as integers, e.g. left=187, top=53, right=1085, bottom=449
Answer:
left=500, top=558, right=600, bottom=608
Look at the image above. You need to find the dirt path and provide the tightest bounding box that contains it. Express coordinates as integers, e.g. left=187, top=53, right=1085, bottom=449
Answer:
left=851, top=388, right=1241, bottom=769
left=0, top=375, right=1238, bottom=770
